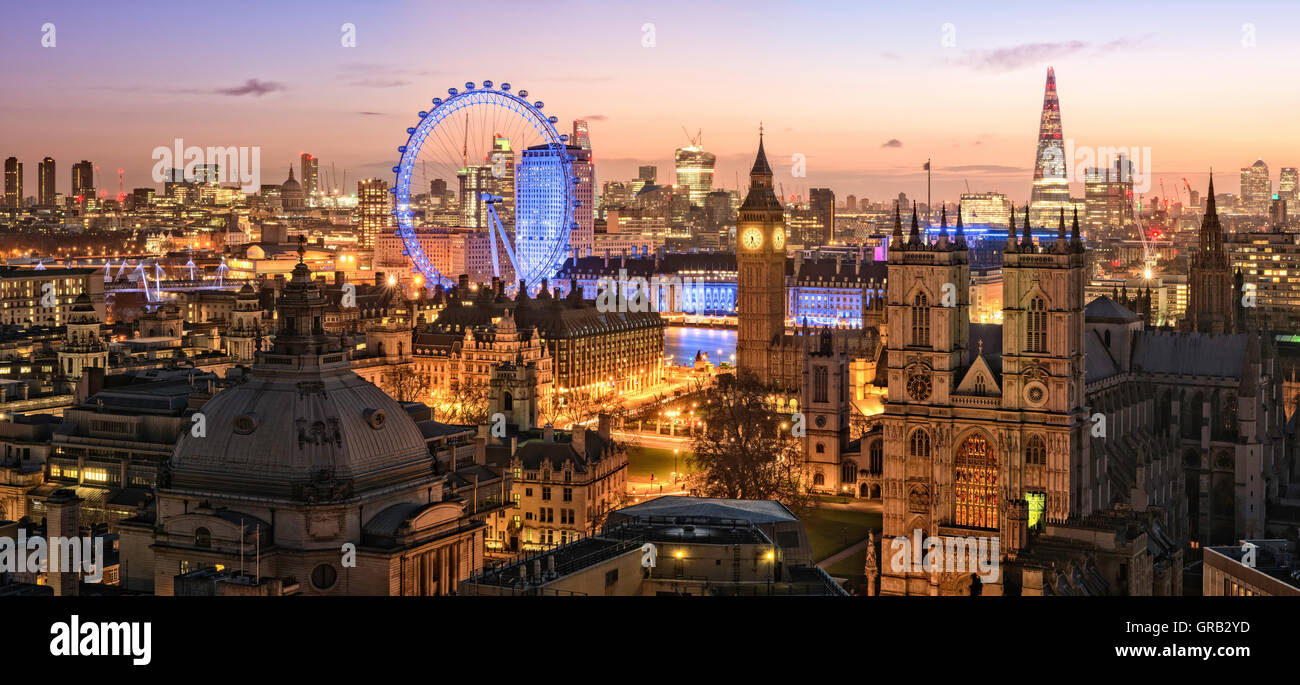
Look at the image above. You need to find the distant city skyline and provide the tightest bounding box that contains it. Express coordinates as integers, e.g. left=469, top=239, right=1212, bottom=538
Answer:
left=2, top=1, right=1298, bottom=204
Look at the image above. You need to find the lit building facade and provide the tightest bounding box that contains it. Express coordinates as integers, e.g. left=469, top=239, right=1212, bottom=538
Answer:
left=357, top=178, right=392, bottom=250
left=1240, top=159, right=1271, bottom=216
left=674, top=145, right=716, bottom=206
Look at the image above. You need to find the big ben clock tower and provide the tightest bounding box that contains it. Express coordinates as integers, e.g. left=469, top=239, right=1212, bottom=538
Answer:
left=736, top=131, right=789, bottom=386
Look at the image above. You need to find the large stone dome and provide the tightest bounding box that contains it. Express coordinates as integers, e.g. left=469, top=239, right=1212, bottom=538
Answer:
left=168, top=248, right=433, bottom=500
left=169, top=358, right=432, bottom=500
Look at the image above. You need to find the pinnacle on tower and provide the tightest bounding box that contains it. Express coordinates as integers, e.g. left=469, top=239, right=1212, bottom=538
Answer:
left=1071, top=207, right=1082, bottom=249
left=955, top=202, right=966, bottom=247
left=936, top=205, right=949, bottom=248
left=908, top=201, right=921, bottom=247
left=1006, top=205, right=1018, bottom=253
left=1021, top=203, right=1033, bottom=249
left=892, top=201, right=903, bottom=239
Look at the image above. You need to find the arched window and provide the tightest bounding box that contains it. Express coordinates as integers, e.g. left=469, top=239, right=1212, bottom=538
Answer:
left=841, top=460, right=857, bottom=484
left=813, top=473, right=825, bottom=486
left=1025, top=435, right=1046, bottom=466
left=974, top=375, right=986, bottom=394
left=815, top=443, right=825, bottom=454
left=909, top=430, right=930, bottom=459
left=911, top=292, right=930, bottom=347
left=869, top=440, right=883, bottom=473
left=1027, top=297, right=1046, bottom=352
left=503, top=392, right=513, bottom=411
left=955, top=434, right=998, bottom=530
left=195, top=527, right=211, bottom=548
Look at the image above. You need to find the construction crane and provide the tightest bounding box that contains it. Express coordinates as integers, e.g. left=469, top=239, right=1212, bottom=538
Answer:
left=1131, top=192, right=1156, bottom=280
left=681, top=127, right=703, bottom=148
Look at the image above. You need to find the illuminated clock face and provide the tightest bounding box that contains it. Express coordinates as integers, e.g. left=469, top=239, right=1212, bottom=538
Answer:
left=741, top=227, right=763, bottom=250
left=906, top=368, right=933, bottom=401
left=771, top=228, right=785, bottom=250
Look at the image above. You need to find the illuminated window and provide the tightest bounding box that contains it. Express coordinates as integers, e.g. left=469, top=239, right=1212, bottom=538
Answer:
left=954, top=434, right=998, bottom=529
left=1026, top=492, right=1046, bottom=530
left=83, top=468, right=108, bottom=483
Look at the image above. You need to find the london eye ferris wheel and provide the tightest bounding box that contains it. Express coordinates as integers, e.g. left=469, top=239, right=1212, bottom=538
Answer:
left=391, top=81, right=578, bottom=292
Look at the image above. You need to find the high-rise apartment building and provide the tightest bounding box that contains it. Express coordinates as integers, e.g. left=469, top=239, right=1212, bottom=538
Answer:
left=37, top=157, right=55, bottom=206
left=458, top=164, right=491, bottom=229
left=300, top=153, right=319, bottom=200
left=1240, top=159, right=1271, bottom=216
left=71, top=160, right=94, bottom=202
left=674, top=144, right=715, bottom=206
left=489, top=135, right=515, bottom=228
left=357, top=178, right=392, bottom=250
left=516, top=144, right=571, bottom=284
left=3, top=157, right=21, bottom=209
left=807, top=188, right=835, bottom=246
left=1029, top=67, right=1072, bottom=227
left=572, top=119, right=591, bottom=151
left=568, top=145, right=595, bottom=256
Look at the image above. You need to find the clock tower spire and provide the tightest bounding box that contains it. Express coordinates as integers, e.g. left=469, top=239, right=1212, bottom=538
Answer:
left=736, top=130, right=789, bottom=387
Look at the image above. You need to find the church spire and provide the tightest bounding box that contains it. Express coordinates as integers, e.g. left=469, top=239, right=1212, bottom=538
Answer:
left=750, top=124, right=772, bottom=177
left=892, top=201, right=903, bottom=241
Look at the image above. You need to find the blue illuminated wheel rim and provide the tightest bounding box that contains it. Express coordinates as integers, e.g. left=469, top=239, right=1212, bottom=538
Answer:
left=392, top=81, right=576, bottom=290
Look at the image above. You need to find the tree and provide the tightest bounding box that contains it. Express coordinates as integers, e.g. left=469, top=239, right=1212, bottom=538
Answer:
left=380, top=364, right=430, bottom=404
left=687, top=371, right=809, bottom=510
left=433, top=376, right=490, bottom=425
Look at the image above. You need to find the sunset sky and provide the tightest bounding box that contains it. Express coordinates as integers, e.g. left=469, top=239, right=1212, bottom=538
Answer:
left=2, top=0, right=1298, bottom=204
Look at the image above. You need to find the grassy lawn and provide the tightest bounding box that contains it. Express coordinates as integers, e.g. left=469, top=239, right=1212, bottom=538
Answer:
left=801, top=507, right=881, bottom=564
left=626, top=446, right=697, bottom=482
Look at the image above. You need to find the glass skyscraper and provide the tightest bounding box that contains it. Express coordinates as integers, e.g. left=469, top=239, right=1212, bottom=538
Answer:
left=1029, top=67, right=1072, bottom=227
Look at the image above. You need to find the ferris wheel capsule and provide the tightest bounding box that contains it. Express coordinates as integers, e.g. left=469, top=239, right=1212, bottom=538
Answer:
left=548, top=116, right=558, bottom=124
left=465, top=82, right=476, bottom=90
left=482, top=80, right=493, bottom=88
left=518, top=89, right=528, bottom=98
left=448, top=87, right=458, bottom=96
left=418, top=111, right=428, bottom=118
left=392, top=166, right=400, bottom=173
left=500, top=82, right=511, bottom=91
left=534, top=101, right=544, bottom=109
left=432, top=98, right=442, bottom=106
left=407, top=127, right=416, bottom=134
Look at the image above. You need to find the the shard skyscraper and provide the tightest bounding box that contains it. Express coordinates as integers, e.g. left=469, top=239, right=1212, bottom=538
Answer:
left=1029, top=67, right=1073, bottom=229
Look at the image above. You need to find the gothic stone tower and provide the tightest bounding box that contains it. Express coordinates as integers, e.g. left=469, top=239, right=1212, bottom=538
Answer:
left=800, top=328, right=850, bottom=491
left=877, top=205, right=1087, bottom=596
left=735, top=132, right=788, bottom=387
left=1184, top=173, right=1234, bottom=334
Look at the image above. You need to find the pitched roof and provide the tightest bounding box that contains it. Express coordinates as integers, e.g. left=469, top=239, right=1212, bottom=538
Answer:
left=1084, top=295, right=1139, bottom=323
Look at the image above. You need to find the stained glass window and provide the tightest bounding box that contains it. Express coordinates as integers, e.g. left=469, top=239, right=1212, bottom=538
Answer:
left=955, top=434, right=998, bottom=529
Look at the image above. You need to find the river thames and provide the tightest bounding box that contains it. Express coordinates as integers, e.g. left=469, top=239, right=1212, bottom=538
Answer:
left=663, top=326, right=736, bottom=367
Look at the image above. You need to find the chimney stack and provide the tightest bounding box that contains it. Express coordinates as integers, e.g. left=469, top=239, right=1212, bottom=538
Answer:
left=46, top=489, right=81, bottom=597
